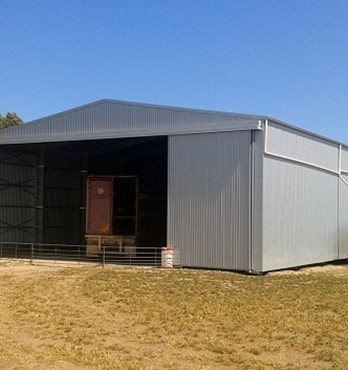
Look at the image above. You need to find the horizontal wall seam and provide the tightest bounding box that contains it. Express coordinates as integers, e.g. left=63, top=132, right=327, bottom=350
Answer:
left=264, top=119, right=348, bottom=188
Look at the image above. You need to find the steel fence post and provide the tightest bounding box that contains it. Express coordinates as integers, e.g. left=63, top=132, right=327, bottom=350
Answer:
left=30, top=244, right=34, bottom=264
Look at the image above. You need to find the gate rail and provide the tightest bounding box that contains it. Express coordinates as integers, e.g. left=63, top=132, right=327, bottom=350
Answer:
left=0, top=242, right=167, bottom=267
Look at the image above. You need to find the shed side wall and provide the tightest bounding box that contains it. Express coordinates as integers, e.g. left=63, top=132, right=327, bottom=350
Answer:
left=266, top=121, right=338, bottom=172
left=263, top=157, right=338, bottom=271
left=167, top=131, right=251, bottom=271
left=262, top=121, right=340, bottom=271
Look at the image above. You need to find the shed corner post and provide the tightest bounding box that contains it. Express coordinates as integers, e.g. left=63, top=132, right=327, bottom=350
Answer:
left=249, top=127, right=264, bottom=274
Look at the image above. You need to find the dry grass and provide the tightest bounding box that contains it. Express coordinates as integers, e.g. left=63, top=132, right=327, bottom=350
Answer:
left=0, top=260, right=347, bottom=369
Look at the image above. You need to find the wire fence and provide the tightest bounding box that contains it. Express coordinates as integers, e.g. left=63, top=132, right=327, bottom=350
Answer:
left=0, top=242, right=173, bottom=268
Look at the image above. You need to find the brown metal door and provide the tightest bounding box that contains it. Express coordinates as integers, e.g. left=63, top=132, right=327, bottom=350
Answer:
left=86, top=177, right=113, bottom=235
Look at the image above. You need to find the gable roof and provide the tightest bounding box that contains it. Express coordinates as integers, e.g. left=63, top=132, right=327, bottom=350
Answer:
left=0, top=99, right=264, bottom=145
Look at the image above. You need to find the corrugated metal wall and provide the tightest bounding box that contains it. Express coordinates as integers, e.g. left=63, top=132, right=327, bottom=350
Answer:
left=167, top=131, right=252, bottom=271
left=263, top=157, right=338, bottom=271
left=340, top=146, right=348, bottom=172
left=0, top=148, right=39, bottom=243
left=262, top=121, right=344, bottom=271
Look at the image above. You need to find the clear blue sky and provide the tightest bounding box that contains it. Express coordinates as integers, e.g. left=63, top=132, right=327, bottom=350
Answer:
left=1, top=0, right=348, bottom=142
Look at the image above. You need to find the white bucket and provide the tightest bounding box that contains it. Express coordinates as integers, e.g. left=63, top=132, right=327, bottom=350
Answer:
left=161, top=247, right=174, bottom=268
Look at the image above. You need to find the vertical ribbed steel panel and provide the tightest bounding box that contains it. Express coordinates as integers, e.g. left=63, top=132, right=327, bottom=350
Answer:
left=167, top=131, right=251, bottom=271
left=262, top=120, right=346, bottom=271
left=339, top=174, right=348, bottom=259
left=262, top=156, right=339, bottom=271
left=341, top=146, right=348, bottom=172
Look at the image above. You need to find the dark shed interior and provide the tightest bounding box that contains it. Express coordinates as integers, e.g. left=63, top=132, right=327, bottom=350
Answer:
left=0, top=137, right=168, bottom=248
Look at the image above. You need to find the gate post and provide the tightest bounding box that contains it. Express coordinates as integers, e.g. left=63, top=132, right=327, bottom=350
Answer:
left=30, top=244, right=34, bottom=264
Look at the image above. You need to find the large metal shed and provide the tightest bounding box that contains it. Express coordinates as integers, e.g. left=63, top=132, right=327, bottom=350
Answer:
left=0, top=99, right=347, bottom=273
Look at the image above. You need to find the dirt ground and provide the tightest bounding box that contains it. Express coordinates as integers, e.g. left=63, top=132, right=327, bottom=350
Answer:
left=0, top=259, right=347, bottom=370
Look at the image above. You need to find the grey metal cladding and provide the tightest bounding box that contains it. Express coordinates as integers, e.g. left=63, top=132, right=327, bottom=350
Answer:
left=341, top=146, right=348, bottom=172
left=267, top=121, right=339, bottom=172
left=339, top=174, right=348, bottom=259
left=167, top=131, right=251, bottom=271
left=0, top=100, right=262, bottom=144
left=262, top=156, right=338, bottom=271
